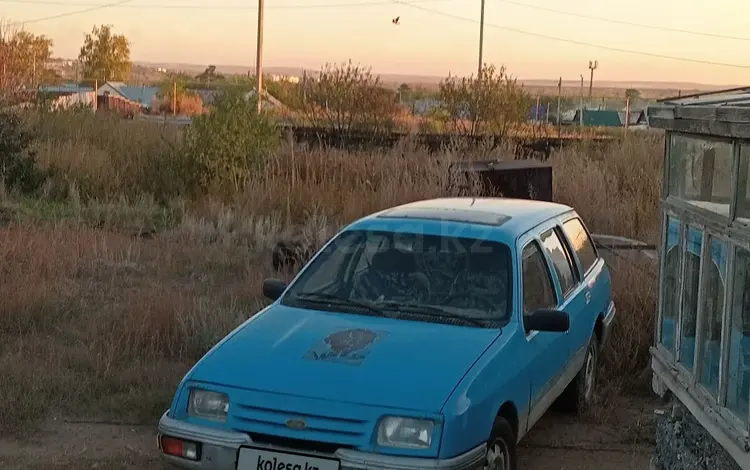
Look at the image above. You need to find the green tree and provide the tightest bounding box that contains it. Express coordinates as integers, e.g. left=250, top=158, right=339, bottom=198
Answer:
left=625, top=88, right=641, bottom=101
left=78, top=24, right=131, bottom=82
left=438, top=63, right=530, bottom=138
left=298, top=60, right=398, bottom=133
left=0, top=25, right=54, bottom=92
left=185, top=87, right=279, bottom=196
left=0, top=110, right=49, bottom=193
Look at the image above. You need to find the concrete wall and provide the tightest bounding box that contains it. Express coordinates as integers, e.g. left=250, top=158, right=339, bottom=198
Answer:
left=652, top=399, right=742, bottom=470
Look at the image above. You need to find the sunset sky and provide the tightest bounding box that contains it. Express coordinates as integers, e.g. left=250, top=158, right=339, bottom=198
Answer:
left=3, top=0, right=750, bottom=85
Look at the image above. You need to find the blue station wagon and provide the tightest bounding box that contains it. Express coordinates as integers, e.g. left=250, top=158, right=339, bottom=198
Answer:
left=157, top=198, right=616, bottom=470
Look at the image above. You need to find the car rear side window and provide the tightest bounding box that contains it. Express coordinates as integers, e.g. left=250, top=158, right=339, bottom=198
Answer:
left=522, top=242, right=557, bottom=314
left=540, top=228, right=578, bottom=297
left=562, top=217, right=599, bottom=276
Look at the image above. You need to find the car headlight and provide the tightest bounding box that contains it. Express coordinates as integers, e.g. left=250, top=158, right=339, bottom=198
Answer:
left=188, top=388, right=229, bottom=422
left=377, top=417, right=435, bottom=449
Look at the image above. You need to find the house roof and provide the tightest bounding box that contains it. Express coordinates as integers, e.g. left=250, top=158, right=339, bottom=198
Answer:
left=574, top=109, right=622, bottom=127
left=39, top=84, right=93, bottom=94
left=648, top=86, right=750, bottom=138
left=100, top=82, right=160, bottom=108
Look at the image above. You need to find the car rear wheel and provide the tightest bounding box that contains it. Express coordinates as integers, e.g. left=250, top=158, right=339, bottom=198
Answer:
left=555, top=332, right=599, bottom=414
left=484, top=416, right=516, bottom=470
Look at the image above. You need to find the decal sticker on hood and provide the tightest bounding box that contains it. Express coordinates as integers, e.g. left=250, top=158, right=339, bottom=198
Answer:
left=305, top=328, right=387, bottom=366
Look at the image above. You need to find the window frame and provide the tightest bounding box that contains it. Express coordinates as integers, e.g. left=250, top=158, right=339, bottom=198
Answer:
left=559, top=215, right=600, bottom=279
left=666, top=132, right=735, bottom=220
left=539, top=227, right=579, bottom=300
left=656, top=130, right=750, bottom=445
left=520, top=239, right=558, bottom=328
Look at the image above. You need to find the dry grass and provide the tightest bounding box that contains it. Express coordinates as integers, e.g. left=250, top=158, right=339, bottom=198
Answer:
left=0, top=114, right=664, bottom=435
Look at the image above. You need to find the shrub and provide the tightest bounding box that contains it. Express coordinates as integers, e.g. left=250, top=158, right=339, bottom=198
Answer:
left=185, top=87, right=280, bottom=197
left=0, top=110, right=49, bottom=194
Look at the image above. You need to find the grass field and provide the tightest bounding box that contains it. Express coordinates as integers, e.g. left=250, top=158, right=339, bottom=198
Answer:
left=0, top=111, right=664, bottom=438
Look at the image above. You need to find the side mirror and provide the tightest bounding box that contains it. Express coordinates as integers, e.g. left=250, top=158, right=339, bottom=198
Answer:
left=525, top=309, right=570, bottom=334
left=263, top=279, right=288, bottom=301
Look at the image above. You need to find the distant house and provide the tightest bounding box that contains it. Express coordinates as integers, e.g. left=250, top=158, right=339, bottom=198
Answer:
left=412, top=98, right=443, bottom=116
left=615, top=108, right=647, bottom=126
left=185, top=87, right=286, bottom=112
left=97, top=81, right=160, bottom=110
left=38, top=83, right=96, bottom=110
left=530, top=103, right=548, bottom=121
left=573, top=109, right=622, bottom=127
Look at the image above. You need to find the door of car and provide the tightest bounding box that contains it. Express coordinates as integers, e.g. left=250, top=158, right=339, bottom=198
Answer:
left=538, top=224, right=588, bottom=366
left=520, top=238, right=570, bottom=428
left=559, top=215, right=607, bottom=355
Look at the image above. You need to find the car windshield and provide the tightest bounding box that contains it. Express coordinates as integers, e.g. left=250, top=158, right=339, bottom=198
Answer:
left=282, top=229, right=513, bottom=328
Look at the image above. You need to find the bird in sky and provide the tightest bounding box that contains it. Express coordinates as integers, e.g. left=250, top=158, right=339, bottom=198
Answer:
left=392, top=16, right=400, bottom=25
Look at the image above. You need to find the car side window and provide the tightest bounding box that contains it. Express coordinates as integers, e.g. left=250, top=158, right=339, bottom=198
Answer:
left=522, top=241, right=557, bottom=316
left=561, top=217, right=599, bottom=276
left=540, top=228, right=579, bottom=298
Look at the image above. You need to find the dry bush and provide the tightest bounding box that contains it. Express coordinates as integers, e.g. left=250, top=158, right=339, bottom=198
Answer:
left=0, top=112, right=665, bottom=432
left=154, top=92, right=204, bottom=116
left=549, top=131, right=664, bottom=241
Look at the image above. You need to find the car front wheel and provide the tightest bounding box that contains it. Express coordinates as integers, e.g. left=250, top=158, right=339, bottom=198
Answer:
left=484, top=416, right=516, bottom=470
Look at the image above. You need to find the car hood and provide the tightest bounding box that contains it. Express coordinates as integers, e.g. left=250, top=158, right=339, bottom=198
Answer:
left=188, top=304, right=501, bottom=412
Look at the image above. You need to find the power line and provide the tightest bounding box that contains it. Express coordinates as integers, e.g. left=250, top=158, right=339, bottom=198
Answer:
left=393, top=0, right=750, bottom=70
left=494, top=0, right=750, bottom=42
left=7, top=0, right=134, bottom=26
left=1, top=0, right=452, bottom=9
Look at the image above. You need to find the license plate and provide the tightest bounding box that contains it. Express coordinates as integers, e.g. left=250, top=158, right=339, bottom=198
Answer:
left=237, top=446, right=341, bottom=470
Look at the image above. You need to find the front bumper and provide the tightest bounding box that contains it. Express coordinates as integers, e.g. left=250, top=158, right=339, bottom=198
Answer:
left=600, top=300, right=616, bottom=348
left=157, top=411, right=486, bottom=470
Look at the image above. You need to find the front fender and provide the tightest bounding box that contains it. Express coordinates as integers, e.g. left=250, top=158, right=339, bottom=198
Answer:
left=167, top=304, right=275, bottom=418
left=439, top=324, right=530, bottom=459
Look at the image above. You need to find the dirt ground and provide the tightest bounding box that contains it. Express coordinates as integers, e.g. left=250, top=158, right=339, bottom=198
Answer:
left=0, top=395, right=658, bottom=470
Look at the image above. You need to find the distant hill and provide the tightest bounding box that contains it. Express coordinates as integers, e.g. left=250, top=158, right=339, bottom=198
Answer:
left=132, top=61, right=737, bottom=92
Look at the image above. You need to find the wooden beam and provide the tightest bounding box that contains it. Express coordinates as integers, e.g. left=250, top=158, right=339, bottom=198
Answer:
left=649, top=116, right=750, bottom=139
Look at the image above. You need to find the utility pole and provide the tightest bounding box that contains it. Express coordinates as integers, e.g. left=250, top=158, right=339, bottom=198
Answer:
left=255, top=0, right=265, bottom=114
left=579, top=74, right=584, bottom=127
left=556, top=76, right=562, bottom=137
left=588, top=60, right=598, bottom=101
left=478, top=0, right=485, bottom=78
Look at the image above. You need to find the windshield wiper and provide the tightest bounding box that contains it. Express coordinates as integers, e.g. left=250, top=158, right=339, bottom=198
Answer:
left=377, top=301, right=485, bottom=327
left=293, top=292, right=386, bottom=317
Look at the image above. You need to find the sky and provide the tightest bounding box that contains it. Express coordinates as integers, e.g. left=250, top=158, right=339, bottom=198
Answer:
left=3, top=0, right=750, bottom=85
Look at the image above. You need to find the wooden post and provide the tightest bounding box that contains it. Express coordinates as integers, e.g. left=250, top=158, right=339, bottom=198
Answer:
left=94, top=79, right=98, bottom=112
left=173, top=81, right=177, bottom=117
left=556, top=77, right=562, bottom=138
left=625, top=95, right=631, bottom=131
left=256, top=0, right=264, bottom=114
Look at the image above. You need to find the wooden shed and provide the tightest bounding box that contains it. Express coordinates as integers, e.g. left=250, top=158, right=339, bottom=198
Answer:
left=647, top=86, right=750, bottom=469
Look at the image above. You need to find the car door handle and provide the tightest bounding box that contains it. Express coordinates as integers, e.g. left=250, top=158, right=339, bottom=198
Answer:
left=584, top=291, right=592, bottom=304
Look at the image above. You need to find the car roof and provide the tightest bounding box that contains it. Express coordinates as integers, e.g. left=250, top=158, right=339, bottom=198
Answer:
left=353, top=197, right=574, bottom=238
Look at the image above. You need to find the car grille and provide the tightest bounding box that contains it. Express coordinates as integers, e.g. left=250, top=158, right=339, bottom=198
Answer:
left=232, top=402, right=369, bottom=452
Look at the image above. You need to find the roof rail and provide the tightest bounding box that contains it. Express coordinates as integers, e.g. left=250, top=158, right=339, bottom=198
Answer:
left=657, top=86, right=750, bottom=104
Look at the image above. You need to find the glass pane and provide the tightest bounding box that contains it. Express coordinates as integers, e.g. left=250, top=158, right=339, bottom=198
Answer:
left=561, top=218, right=598, bottom=275
left=727, top=247, right=750, bottom=424
left=522, top=242, right=557, bottom=314
left=668, top=134, right=733, bottom=217
left=540, top=229, right=577, bottom=297
left=678, top=226, right=703, bottom=371
left=737, top=145, right=750, bottom=225
left=698, top=237, right=727, bottom=397
left=661, top=216, right=681, bottom=353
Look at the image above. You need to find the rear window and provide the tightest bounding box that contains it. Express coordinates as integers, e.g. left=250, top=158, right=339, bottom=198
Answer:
left=561, top=217, right=599, bottom=275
